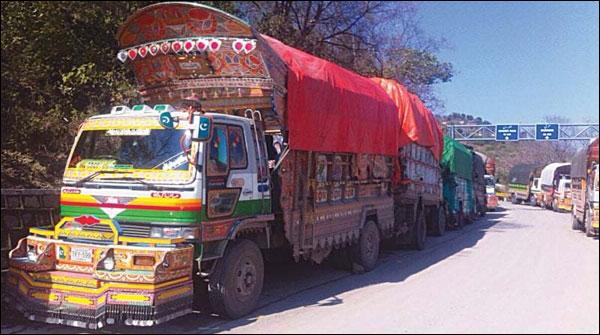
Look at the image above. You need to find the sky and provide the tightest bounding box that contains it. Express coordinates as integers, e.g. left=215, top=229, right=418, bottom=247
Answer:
left=417, top=1, right=599, bottom=124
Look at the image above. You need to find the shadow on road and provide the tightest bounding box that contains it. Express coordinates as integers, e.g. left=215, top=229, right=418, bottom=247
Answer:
left=2, top=211, right=511, bottom=334
left=197, top=210, right=510, bottom=333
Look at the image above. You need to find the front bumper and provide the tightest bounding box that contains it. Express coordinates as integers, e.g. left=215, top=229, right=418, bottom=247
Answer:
left=6, top=218, right=195, bottom=329
left=557, top=198, right=573, bottom=212
left=6, top=268, right=193, bottom=329
left=486, top=195, right=498, bottom=210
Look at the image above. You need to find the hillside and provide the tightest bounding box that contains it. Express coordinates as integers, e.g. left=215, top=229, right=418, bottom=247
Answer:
left=436, top=113, right=578, bottom=184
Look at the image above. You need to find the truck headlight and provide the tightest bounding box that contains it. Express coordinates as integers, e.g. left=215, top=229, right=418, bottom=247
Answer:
left=102, top=256, right=115, bottom=271
left=150, top=226, right=201, bottom=240
left=27, top=246, right=38, bottom=262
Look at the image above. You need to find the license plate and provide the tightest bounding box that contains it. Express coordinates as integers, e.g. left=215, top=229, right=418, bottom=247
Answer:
left=70, top=247, right=92, bottom=263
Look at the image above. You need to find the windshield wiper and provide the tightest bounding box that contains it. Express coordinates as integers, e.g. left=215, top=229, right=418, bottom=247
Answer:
left=74, top=170, right=132, bottom=187
left=98, top=176, right=162, bottom=190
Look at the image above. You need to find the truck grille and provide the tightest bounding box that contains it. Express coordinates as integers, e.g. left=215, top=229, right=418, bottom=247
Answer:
left=79, top=223, right=151, bottom=238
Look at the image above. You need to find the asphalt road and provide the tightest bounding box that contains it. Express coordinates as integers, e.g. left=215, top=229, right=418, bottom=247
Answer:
left=2, top=203, right=598, bottom=334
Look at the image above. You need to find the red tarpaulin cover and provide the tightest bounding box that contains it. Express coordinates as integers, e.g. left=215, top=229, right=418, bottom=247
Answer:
left=262, top=35, right=399, bottom=156
left=371, top=78, right=443, bottom=160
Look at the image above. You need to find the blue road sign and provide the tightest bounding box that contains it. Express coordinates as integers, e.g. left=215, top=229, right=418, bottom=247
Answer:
left=495, top=124, right=519, bottom=141
left=535, top=124, right=559, bottom=140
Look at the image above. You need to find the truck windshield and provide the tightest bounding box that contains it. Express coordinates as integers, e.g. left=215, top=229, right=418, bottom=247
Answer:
left=67, top=129, right=192, bottom=171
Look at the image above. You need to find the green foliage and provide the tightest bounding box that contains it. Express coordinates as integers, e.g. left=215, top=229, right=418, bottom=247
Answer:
left=1, top=1, right=451, bottom=188
left=1, top=1, right=235, bottom=188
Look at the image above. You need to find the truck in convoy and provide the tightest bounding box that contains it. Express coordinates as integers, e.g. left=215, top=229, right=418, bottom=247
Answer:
left=530, top=177, right=542, bottom=206
left=571, top=137, right=599, bottom=236
left=475, top=152, right=497, bottom=211
left=484, top=174, right=498, bottom=211
left=553, top=177, right=573, bottom=212
left=471, top=151, right=487, bottom=216
left=495, top=183, right=509, bottom=202
left=373, top=79, right=446, bottom=237
left=508, top=163, right=542, bottom=205
left=441, top=136, right=475, bottom=227
left=6, top=3, right=445, bottom=329
left=539, top=163, right=571, bottom=210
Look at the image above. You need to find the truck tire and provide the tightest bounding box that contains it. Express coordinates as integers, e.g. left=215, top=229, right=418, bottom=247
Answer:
left=352, top=220, right=380, bottom=272
left=464, top=208, right=474, bottom=225
left=552, top=199, right=559, bottom=212
left=431, top=206, right=446, bottom=236
left=412, top=211, right=427, bottom=250
left=208, top=239, right=264, bottom=319
left=585, top=207, right=595, bottom=237
left=529, top=195, right=537, bottom=207
left=571, top=212, right=581, bottom=230
left=457, top=205, right=465, bottom=229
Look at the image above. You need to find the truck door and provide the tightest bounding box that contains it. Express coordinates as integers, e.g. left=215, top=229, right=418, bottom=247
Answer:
left=205, top=123, right=264, bottom=220
left=250, top=124, right=271, bottom=214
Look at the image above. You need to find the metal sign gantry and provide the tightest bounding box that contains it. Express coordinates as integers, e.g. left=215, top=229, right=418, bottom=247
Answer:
left=445, top=123, right=599, bottom=141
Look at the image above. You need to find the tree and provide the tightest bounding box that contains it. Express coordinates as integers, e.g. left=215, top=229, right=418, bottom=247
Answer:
left=1, top=1, right=234, bottom=187
left=241, top=1, right=453, bottom=110
left=1, top=1, right=451, bottom=188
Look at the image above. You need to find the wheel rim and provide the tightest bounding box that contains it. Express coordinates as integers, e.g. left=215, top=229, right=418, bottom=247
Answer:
left=365, top=229, right=376, bottom=258
left=235, top=257, right=257, bottom=299
left=439, top=208, right=446, bottom=234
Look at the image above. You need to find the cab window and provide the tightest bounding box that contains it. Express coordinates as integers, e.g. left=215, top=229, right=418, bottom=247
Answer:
left=228, top=126, right=247, bottom=169
left=207, top=125, right=229, bottom=176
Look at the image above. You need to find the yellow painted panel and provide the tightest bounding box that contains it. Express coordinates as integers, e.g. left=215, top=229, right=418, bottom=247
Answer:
left=19, top=282, right=28, bottom=295
left=16, top=269, right=190, bottom=294
left=64, top=295, right=93, bottom=305
left=29, top=228, right=54, bottom=236
left=157, top=285, right=191, bottom=301
left=31, top=292, right=59, bottom=302
left=110, top=293, right=151, bottom=302
left=119, top=236, right=185, bottom=245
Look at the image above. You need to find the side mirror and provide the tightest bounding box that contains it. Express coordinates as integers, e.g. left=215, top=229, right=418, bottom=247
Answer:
left=192, top=114, right=212, bottom=142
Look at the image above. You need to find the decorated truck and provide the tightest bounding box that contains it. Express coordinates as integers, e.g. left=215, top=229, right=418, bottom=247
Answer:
left=475, top=152, right=497, bottom=211
left=530, top=177, right=542, bottom=206
left=471, top=150, right=487, bottom=216
left=484, top=174, right=498, bottom=211
left=441, top=136, right=474, bottom=227
left=373, top=79, right=446, bottom=237
left=539, top=162, right=571, bottom=210
left=571, top=137, right=599, bottom=236
left=553, top=177, right=573, bottom=212
left=6, top=2, right=445, bottom=329
left=508, top=163, right=542, bottom=205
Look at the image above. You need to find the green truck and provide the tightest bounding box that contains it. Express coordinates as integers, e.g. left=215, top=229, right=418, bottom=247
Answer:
left=508, top=163, right=542, bottom=205
left=441, top=136, right=475, bottom=227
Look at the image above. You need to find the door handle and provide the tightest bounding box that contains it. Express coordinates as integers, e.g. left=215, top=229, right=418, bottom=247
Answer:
left=242, top=189, right=253, bottom=195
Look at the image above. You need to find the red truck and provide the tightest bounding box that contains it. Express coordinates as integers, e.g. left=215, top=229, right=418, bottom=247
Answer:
left=7, top=3, right=445, bottom=328
left=571, top=137, right=599, bottom=236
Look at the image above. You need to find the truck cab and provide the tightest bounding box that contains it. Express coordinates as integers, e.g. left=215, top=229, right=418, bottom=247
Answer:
left=554, top=176, right=572, bottom=212
left=7, top=104, right=275, bottom=328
